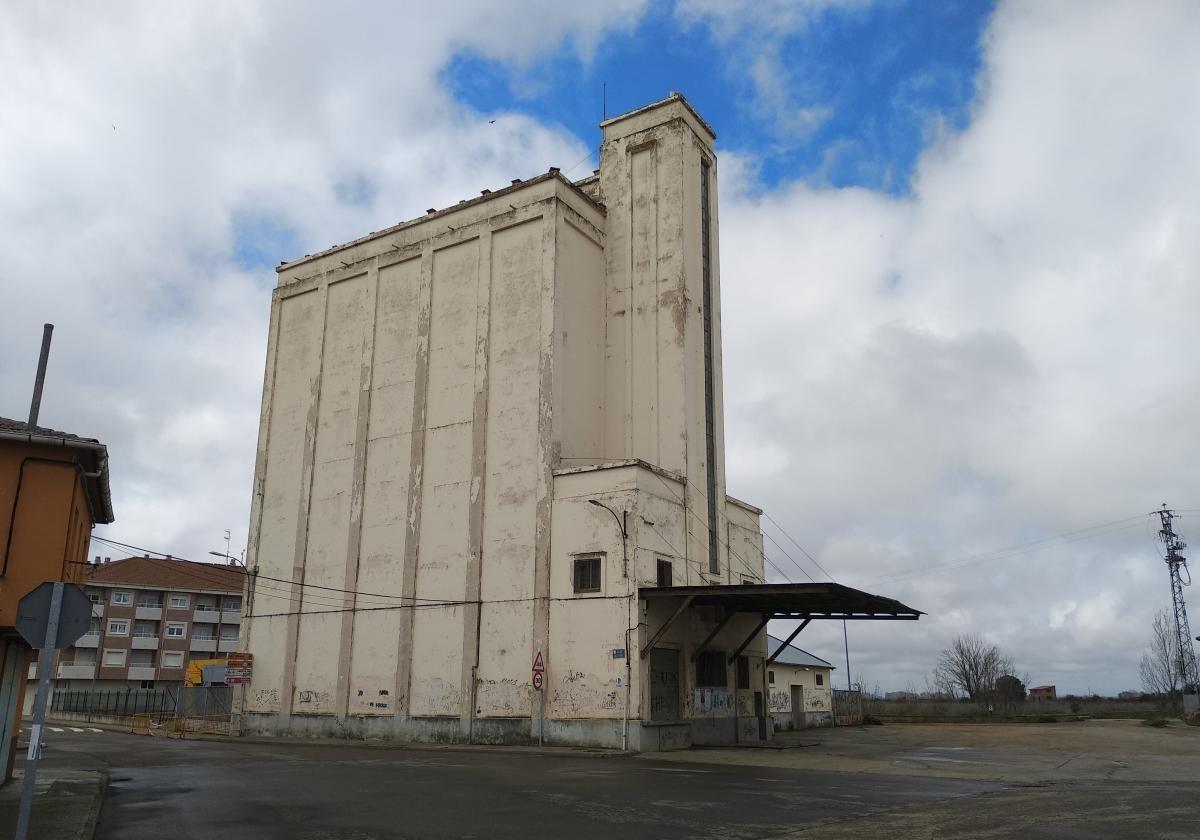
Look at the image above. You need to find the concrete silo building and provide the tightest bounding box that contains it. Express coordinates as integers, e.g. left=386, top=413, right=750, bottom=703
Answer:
left=240, top=94, right=919, bottom=750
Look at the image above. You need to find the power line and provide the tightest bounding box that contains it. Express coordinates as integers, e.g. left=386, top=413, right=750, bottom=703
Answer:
left=91, top=535, right=452, bottom=605
left=761, top=511, right=835, bottom=580
left=867, top=517, right=1150, bottom=586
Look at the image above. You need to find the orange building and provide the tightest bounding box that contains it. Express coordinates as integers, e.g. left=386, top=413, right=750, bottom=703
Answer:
left=0, top=416, right=113, bottom=782
left=1029, top=684, right=1057, bottom=701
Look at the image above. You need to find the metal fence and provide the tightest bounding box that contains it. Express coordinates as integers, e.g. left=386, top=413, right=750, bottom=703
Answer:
left=52, top=688, right=176, bottom=717
left=50, top=686, right=236, bottom=736
left=832, top=689, right=863, bottom=726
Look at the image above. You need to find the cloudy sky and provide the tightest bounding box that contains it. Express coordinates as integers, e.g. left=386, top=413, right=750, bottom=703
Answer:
left=4, top=0, right=1198, bottom=695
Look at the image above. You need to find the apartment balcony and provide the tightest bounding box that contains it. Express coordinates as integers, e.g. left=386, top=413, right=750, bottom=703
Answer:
left=221, top=610, right=241, bottom=624
left=217, top=638, right=239, bottom=653
left=128, top=666, right=157, bottom=681
left=91, top=603, right=104, bottom=618
left=135, top=606, right=162, bottom=620
left=74, top=632, right=100, bottom=648
left=58, top=664, right=97, bottom=680
left=190, top=637, right=217, bottom=653
left=132, top=635, right=159, bottom=650
left=193, top=607, right=221, bottom=623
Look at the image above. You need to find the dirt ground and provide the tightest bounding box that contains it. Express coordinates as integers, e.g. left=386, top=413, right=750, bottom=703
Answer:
left=649, top=719, right=1200, bottom=784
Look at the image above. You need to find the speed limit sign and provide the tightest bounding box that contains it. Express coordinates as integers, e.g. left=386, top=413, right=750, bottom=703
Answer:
left=532, top=672, right=544, bottom=691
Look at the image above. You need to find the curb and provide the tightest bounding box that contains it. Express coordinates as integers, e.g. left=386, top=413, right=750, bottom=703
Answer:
left=45, top=719, right=636, bottom=759
left=186, top=733, right=636, bottom=759
left=78, top=772, right=108, bottom=840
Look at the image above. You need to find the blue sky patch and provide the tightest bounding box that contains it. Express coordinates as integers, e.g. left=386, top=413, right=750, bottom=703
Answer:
left=232, top=209, right=299, bottom=272
left=443, top=1, right=994, bottom=194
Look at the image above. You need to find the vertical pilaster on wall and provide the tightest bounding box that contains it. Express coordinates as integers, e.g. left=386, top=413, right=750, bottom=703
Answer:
left=599, top=136, right=631, bottom=462
left=281, top=281, right=331, bottom=720
left=336, top=262, right=379, bottom=719
left=462, top=231, right=493, bottom=737
left=531, top=211, right=557, bottom=738
left=396, top=248, right=435, bottom=715
left=699, top=159, right=719, bottom=577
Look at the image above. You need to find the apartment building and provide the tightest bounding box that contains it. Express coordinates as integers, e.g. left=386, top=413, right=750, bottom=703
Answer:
left=51, top=555, right=243, bottom=692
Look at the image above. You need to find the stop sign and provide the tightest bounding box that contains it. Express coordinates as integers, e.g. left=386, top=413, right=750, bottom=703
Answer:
left=16, top=582, right=93, bottom=649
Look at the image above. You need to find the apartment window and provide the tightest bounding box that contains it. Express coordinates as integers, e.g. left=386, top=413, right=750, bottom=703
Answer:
left=112, top=590, right=131, bottom=605
left=573, top=555, right=601, bottom=594
left=139, top=680, right=155, bottom=689
left=656, top=559, right=673, bottom=588
left=768, top=670, right=775, bottom=685
left=696, top=651, right=727, bottom=688
left=137, top=594, right=162, bottom=608
left=169, top=594, right=189, bottom=609
left=740, top=577, right=756, bottom=585
left=86, top=591, right=101, bottom=604
left=816, top=673, right=824, bottom=686
left=223, top=596, right=241, bottom=611
left=130, top=650, right=154, bottom=667
left=102, top=649, right=126, bottom=667
left=86, top=618, right=100, bottom=635
left=162, top=651, right=184, bottom=668
left=219, top=627, right=239, bottom=640
left=133, top=622, right=157, bottom=638
left=107, top=619, right=129, bottom=636
left=737, top=655, right=750, bottom=690
left=165, top=623, right=186, bottom=638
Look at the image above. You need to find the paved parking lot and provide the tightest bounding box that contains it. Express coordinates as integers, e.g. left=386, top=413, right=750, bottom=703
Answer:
left=20, top=719, right=1200, bottom=839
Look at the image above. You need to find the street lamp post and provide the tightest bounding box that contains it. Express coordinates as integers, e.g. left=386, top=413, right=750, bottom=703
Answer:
left=587, top=499, right=628, bottom=577
left=588, top=498, right=631, bottom=750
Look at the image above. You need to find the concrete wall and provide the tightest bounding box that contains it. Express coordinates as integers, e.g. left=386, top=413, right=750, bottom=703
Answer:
left=598, top=96, right=730, bottom=581
left=242, top=96, right=768, bottom=750
left=244, top=176, right=607, bottom=734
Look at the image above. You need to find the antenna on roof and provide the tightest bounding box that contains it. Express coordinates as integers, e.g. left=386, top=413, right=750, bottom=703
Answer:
left=602, top=81, right=606, bottom=121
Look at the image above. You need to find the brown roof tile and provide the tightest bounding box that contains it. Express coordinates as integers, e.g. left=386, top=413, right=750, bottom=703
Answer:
left=86, top=556, right=243, bottom=593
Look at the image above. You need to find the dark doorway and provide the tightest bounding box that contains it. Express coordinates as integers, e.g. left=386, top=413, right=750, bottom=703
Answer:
left=649, top=648, right=680, bottom=721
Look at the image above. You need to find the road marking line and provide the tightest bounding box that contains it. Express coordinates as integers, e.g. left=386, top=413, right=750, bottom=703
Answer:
left=48, top=727, right=64, bottom=733
left=87, top=728, right=103, bottom=733
left=70, top=727, right=85, bottom=732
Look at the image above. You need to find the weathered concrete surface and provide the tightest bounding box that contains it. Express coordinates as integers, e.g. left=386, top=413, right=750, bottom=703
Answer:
left=29, top=726, right=1200, bottom=840
left=35, top=727, right=996, bottom=840
left=0, top=769, right=106, bottom=840
left=651, top=719, right=1200, bottom=784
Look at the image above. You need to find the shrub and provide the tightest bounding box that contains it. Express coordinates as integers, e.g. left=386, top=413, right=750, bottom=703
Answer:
left=1035, top=715, right=1058, bottom=723
left=1143, top=717, right=1168, bottom=728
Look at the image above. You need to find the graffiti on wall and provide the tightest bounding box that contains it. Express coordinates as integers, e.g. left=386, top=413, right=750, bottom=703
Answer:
left=694, top=688, right=733, bottom=714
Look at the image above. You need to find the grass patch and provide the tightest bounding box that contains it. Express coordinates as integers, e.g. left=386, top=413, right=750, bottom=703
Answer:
left=862, top=714, right=885, bottom=726
left=1142, top=717, right=1169, bottom=728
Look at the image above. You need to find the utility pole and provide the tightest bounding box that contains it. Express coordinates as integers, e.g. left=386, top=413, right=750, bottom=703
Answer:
left=1156, top=505, right=1199, bottom=714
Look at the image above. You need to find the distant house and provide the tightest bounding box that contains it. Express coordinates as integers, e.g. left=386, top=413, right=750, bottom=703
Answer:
left=766, top=634, right=835, bottom=730
left=1029, top=684, right=1057, bottom=700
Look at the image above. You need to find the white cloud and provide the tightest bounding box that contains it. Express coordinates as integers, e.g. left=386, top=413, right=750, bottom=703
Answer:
left=0, top=1, right=645, bottom=556
left=722, top=0, right=1200, bottom=694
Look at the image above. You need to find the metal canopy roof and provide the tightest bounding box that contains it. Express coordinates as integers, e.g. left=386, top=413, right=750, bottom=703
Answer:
left=638, top=583, right=922, bottom=664
left=638, top=582, right=922, bottom=620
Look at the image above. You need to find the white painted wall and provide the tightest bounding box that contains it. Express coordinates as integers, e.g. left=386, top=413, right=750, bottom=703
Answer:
left=242, top=96, right=769, bottom=746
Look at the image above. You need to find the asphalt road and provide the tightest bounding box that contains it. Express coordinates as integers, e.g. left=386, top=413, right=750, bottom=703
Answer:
left=25, top=727, right=1200, bottom=839
left=28, top=729, right=998, bottom=840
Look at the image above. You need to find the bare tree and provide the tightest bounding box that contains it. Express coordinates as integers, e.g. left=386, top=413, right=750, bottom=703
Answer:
left=934, top=634, right=1015, bottom=704
left=1139, top=609, right=1180, bottom=712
